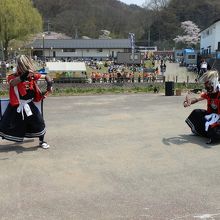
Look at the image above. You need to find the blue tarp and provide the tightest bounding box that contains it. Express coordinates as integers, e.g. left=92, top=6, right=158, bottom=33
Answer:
left=38, top=68, right=47, bottom=74
left=183, top=48, right=195, bottom=54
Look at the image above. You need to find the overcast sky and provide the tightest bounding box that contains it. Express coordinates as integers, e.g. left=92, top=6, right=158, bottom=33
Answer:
left=119, top=0, right=146, bottom=7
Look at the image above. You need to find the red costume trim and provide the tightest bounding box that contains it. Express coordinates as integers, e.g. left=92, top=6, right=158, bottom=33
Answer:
left=7, top=73, right=43, bottom=106
left=201, top=92, right=220, bottom=114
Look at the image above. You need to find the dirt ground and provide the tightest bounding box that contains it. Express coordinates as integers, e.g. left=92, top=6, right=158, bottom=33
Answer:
left=1, top=93, right=220, bottom=220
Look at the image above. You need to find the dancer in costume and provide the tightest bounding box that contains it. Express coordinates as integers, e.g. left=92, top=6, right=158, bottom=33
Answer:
left=184, top=70, right=220, bottom=144
left=0, top=55, right=52, bottom=149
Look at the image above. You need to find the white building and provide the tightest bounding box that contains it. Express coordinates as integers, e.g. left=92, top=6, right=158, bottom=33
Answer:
left=200, top=19, right=220, bottom=57
left=29, top=39, right=132, bottom=60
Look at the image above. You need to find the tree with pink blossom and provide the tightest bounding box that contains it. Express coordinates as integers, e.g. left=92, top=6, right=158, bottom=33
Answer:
left=173, top=21, right=200, bottom=47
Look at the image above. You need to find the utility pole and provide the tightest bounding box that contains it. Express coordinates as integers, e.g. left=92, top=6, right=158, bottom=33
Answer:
left=148, top=29, right=151, bottom=46
left=75, top=28, right=78, bottom=39
left=47, top=20, right=51, bottom=34
left=0, top=41, right=4, bottom=61
left=42, top=34, right=45, bottom=62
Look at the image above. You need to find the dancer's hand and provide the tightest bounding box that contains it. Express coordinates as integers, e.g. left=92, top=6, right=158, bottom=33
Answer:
left=183, top=99, right=191, bottom=107
left=183, top=93, right=191, bottom=107
left=28, top=69, right=35, bottom=78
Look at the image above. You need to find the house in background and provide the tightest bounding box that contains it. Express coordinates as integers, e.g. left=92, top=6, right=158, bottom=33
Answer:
left=200, top=19, right=220, bottom=70
left=200, top=19, right=220, bottom=58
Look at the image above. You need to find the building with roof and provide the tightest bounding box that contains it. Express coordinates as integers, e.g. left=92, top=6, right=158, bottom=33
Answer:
left=28, top=39, right=132, bottom=60
left=200, top=19, right=220, bottom=58
left=199, top=19, right=220, bottom=71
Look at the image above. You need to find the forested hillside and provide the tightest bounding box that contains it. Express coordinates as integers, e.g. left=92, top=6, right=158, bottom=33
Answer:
left=32, top=0, right=147, bottom=39
left=32, top=0, right=220, bottom=49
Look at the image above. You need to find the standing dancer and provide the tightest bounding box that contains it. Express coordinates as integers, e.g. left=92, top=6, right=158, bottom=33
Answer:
left=0, top=55, right=52, bottom=149
left=184, top=70, right=220, bottom=144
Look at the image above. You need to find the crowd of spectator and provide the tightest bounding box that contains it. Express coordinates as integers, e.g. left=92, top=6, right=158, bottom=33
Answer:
left=0, top=54, right=170, bottom=84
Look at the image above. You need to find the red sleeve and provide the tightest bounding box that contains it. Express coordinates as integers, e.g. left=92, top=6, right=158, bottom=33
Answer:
left=201, top=92, right=208, bottom=99
left=33, top=73, right=42, bottom=81
left=7, top=74, right=16, bottom=83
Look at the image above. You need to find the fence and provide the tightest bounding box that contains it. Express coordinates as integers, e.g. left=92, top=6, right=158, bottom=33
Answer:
left=0, top=75, right=197, bottom=93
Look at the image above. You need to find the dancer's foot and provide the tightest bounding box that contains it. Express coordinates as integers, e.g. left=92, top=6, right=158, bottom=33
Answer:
left=39, top=141, right=50, bottom=149
left=206, top=138, right=213, bottom=145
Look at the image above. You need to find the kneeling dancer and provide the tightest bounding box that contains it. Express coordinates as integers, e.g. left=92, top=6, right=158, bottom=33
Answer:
left=184, top=70, right=220, bottom=144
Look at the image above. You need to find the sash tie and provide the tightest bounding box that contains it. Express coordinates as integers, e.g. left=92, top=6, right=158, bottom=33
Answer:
left=205, top=113, right=220, bottom=131
left=17, top=99, right=33, bottom=120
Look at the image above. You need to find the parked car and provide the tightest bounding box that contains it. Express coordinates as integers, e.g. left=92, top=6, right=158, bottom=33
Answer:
left=187, top=64, right=198, bottom=73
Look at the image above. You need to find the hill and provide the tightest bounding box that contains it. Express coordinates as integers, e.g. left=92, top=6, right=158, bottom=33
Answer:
left=32, top=0, right=220, bottom=49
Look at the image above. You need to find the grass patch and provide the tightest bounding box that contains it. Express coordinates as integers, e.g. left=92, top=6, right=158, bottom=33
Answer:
left=48, top=82, right=205, bottom=96
left=0, top=82, right=204, bottom=97
left=51, top=84, right=164, bottom=96
left=0, top=91, right=8, bottom=96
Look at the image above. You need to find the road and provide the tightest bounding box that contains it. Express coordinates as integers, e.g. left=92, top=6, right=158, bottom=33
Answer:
left=1, top=94, right=220, bottom=220
left=164, top=62, right=198, bottom=83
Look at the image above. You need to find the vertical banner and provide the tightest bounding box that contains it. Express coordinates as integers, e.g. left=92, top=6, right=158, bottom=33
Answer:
left=129, top=33, right=135, bottom=72
left=129, top=33, right=135, bottom=59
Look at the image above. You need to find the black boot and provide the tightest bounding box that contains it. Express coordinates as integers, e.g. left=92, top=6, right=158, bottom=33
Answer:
left=206, top=138, right=213, bottom=144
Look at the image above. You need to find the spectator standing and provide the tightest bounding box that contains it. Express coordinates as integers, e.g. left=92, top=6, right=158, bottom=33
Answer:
left=200, top=59, right=208, bottom=75
left=138, top=73, right=141, bottom=83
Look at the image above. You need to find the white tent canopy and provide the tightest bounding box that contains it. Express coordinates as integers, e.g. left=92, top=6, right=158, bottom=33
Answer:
left=46, top=62, right=86, bottom=72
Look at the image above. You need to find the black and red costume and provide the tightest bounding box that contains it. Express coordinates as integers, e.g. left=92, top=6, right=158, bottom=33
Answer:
left=186, top=91, right=220, bottom=140
left=0, top=73, right=46, bottom=142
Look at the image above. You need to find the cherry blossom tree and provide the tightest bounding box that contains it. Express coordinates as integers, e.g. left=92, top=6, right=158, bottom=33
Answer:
left=173, top=20, right=200, bottom=46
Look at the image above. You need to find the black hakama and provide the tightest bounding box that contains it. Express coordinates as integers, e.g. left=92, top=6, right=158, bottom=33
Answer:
left=185, top=109, right=220, bottom=140
left=0, top=101, right=45, bottom=142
